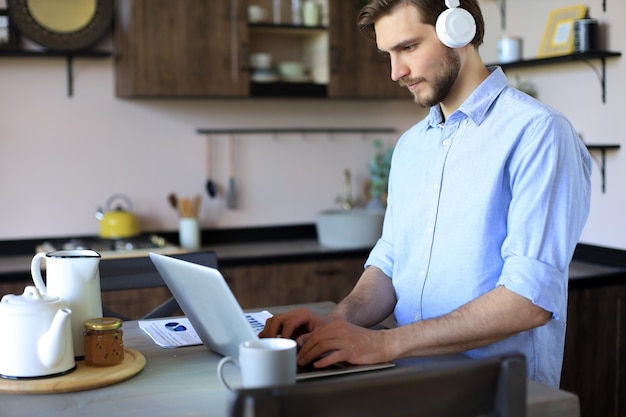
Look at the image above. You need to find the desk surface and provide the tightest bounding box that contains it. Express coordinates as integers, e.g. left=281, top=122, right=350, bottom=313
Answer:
left=0, top=302, right=579, bottom=417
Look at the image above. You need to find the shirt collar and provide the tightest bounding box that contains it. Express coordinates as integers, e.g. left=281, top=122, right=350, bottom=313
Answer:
left=426, top=66, right=508, bottom=128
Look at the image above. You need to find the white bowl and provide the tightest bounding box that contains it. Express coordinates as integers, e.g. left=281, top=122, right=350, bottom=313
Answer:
left=249, top=53, right=272, bottom=69
left=316, top=208, right=384, bottom=249
left=251, top=68, right=278, bottom=83
left=277, top=61, right=305, bottom=77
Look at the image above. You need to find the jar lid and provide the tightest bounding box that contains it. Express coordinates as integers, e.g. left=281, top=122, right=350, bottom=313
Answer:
left=84, top=317, right=122, bottom=331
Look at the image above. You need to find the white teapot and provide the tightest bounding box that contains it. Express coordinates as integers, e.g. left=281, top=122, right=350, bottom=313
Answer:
left=0, top=286, right=75, bottom=379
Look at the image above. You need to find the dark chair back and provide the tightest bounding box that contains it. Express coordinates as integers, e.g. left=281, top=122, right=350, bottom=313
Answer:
left=229, top=353, right=526, bottom=417
left=99, top=251, right=218, bottom=319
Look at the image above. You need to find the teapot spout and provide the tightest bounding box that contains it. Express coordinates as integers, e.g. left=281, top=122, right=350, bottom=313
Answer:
left=38, top=308, right=74, bottom=368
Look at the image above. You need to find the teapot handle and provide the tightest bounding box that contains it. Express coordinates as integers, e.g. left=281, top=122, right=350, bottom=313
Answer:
left=30, top=252, right=48, bottom=295
left=105, top=193, right=133, bottom=211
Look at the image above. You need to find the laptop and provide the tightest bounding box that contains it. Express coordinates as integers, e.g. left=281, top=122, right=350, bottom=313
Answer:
left=149, top=252, right=395, bottom=380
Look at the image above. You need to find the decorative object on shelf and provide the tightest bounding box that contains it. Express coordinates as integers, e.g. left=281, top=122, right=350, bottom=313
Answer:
left=497, top=36, right=522, bottom=63
left=366, top=139, right=394, bottom=209
left=537, top=5, right=587, bottom=58
left=0, top=8, right=20, bottom=49
left=7, top=0, right=113, bottom=52
left=574, top=19, right=599, bottom=53
left=490, top=0, right=523, bottom=63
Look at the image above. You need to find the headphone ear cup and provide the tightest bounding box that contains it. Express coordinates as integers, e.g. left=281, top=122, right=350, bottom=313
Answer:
left=436, top=7, right=476, bottom=48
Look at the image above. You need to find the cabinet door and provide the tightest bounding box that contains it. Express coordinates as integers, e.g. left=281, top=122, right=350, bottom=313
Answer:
left=115, top=0, right=249, bottom=97
left=561, top=283, right=626, bottom=417
left=328, top=0, right=407, bottom=99
left=221, top=257, right=364, bottom=309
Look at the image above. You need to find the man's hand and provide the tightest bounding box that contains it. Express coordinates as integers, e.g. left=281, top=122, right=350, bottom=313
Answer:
left=259, top=308, right=330, bottom=340
left=296, top=320, right=392, bottom=368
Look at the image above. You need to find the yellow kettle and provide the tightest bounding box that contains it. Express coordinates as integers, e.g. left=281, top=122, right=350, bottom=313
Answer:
left=95, top=194, right=140, bottom=239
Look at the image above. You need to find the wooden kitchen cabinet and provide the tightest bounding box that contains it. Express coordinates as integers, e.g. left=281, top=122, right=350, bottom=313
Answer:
left=560, top=280, right=626, bottom=417
left=115, top=0, right=249, bottom=97
left=220, top=257, right=365, bottom=309
left=114, top=0, right=406, bottom=99
left=328, top=1, right=406, bottom=98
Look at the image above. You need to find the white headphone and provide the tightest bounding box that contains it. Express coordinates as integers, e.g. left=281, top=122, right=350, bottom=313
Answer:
left=435, top=0, right=476, bottom=48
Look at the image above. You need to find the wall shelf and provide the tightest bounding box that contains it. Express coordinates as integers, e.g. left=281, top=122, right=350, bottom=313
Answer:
left=196, top=127, right=397, bottom=137
left=585, top=144, right=620, bottom=193
left=487, top=51, right=622, bottom=103
left=0, top=50, right=111, bottom=97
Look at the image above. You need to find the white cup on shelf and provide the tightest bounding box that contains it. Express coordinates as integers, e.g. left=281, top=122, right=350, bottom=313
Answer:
left=303, top=0, right=320, bottom=26
left=497, top=36, right=522, bottom=63
left=247, top=5, right=268, bottom=23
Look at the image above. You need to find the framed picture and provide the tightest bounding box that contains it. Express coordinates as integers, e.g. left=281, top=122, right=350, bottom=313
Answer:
left=537, top=5, right=587, bottom=58
left=0, top=8, right=20, bottom=50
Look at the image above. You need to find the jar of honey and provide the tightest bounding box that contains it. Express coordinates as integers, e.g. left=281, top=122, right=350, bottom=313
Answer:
left=84, top=317, right=124, bottom=366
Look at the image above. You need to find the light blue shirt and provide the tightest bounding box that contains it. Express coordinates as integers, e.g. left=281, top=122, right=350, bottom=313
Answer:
left=366, top=67, right=591, bottom=388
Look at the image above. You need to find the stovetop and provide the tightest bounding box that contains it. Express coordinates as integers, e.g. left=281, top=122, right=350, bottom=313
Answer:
left=36, top=234, right=184, bottom=259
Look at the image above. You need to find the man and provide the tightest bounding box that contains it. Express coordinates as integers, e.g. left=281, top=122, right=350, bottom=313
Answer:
left=260, top=0, right=591, bottom=388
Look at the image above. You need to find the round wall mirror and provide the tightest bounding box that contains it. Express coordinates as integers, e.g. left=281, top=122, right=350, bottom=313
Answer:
left=8, top=0, right=113, bottom=51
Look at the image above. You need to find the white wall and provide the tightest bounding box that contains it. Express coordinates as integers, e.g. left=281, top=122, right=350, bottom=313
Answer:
left=1, top=0, right=625, bottom=250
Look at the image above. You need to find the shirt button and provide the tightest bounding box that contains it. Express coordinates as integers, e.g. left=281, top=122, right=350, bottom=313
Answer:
left=420, top=271, right=426, bottom=277
left=442, top=139, right=450, bottom=146
left=427, top=227, right=434, bottom=234
left=433, top=183, right=440, bottom=189
left=462, top=119, right=468, bottom=125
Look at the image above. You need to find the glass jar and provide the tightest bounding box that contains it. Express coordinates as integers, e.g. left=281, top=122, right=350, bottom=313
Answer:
left=84, top=317, right=124, bottom=366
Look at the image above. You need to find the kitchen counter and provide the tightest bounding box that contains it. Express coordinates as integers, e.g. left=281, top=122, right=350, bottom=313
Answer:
left=2, top=237, right=624, bottom=283
left=0, top=237, right=370, bottom=281
left=0, top=302, right=580, bottom=417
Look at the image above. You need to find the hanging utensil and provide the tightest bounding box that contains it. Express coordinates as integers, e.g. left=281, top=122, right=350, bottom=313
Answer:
left=227, top=136, right=237, bottom=209
left=168, top=193, right=178, bottom=211
left=206, top=137, right=217, bottom=198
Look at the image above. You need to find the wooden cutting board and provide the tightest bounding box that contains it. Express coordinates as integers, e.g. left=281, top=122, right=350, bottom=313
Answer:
left=0, top=348, right=145, bottom=394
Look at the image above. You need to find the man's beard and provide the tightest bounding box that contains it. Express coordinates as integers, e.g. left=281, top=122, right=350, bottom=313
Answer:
left=399, top=48, right=461, bottom=108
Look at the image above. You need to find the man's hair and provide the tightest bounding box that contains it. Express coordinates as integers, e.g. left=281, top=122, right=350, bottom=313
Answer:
left=357, top=0, right=485, bottom=48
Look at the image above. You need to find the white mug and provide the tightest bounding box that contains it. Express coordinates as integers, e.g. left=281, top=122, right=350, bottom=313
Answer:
left=31, top=250, right=102, bottom=358
left=217, top=338, right=297, bottom=390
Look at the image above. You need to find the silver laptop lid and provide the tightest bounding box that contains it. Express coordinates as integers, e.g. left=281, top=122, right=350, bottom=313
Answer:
left=149, top=252, right=257, bottom=358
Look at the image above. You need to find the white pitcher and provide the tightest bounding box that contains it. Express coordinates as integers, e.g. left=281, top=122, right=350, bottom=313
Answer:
left=31, top=249, right=103, bottom=358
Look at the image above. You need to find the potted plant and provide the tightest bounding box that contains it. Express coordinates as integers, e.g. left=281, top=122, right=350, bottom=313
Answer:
left=366, top=139, right=394, bottom=209
left=316, top=139, right=394, bottom=249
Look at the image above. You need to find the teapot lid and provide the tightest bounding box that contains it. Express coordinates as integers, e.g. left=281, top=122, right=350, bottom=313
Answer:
left=1, top=286, right=60, bottom=305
